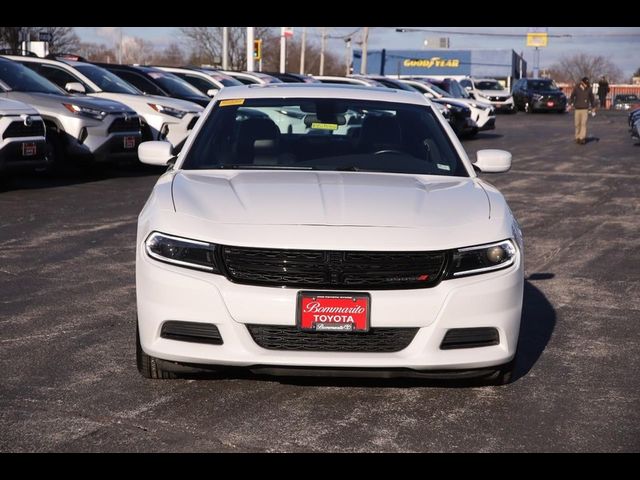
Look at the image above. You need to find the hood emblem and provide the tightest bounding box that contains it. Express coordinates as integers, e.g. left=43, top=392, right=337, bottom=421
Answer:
left=21, top=115, right=33, bottom=127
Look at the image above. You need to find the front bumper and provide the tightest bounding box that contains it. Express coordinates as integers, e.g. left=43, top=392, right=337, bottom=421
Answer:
left=0, top=137, right=48, bottom=172
left=136, top=244, right=524, bottom=372
left=531, top=97, right=567, bottom=111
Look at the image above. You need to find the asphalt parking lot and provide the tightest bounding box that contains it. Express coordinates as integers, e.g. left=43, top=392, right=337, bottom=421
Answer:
left=1, top=110, right=638, bottom=452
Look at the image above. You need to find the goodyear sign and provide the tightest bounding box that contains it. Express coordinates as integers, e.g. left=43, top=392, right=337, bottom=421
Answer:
left=353, top=50, right=471, bottom=76
left=403, top=57, right=461, bottom=68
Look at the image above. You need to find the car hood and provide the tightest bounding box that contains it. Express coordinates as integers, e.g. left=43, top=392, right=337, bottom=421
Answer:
left=0, top=98, right=39, bottom=115
left=172, top=170, right=489, bottom=228
left=478, top=89, right=511, bottom=97
left=96, top=92, right=204, bottom=112
left=5, top=91, right=132, bottom=113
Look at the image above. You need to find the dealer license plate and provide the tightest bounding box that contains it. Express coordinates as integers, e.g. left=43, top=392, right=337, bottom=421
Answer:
left=297, top=292, right=370, bottom=332
left=123, top=136, right=136, bottom=149
left=22, top=142, right=36, bottom=156
left=547, top=101, right=555, bottom=107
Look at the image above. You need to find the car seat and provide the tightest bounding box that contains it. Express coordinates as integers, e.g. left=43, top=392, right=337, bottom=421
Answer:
left=358, top=115, right=403, bottom=153
left=234, top=117, right=281, bottom=165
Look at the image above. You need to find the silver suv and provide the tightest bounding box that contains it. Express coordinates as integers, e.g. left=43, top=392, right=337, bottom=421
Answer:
left=0, top=57, right=142, bottom=167
left=0, top=98, right=48, bottom=174
left=6, top=55, right=203, bottom=152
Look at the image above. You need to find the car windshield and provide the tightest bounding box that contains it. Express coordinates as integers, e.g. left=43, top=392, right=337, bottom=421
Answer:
left=529, top=80, right=559, bottom=91
left=209, top=74, right=242, bottom=87
left=74, top=64, right=142, bottom=94
left=145, top=70, right=209, bottom=98
left=448, top=81, right=471, bottom=99
left=0, top=60, right=65, bottom=94
left=423, top=82, right=450, bottom=97
left=476, top=80, right=503, bottom=91
left=182, top=97, right=468, bottom=177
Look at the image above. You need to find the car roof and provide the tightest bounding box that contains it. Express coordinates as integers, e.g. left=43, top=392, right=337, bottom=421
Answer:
left=213, top=83, right=429, bottom=105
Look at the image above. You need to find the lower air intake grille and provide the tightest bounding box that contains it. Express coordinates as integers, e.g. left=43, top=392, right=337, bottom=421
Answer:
left=160, top=321, right=223, bottom=345
left=440, top=327, right=499, bottom=350
left=247, top=325, right=418, bottom=352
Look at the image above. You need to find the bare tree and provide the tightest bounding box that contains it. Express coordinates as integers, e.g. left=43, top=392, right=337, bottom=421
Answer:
left=548, top=53, right=624, bottom=84
left=40, top=27, right=80, bottom=54
left=180, top=27, right=275, bottom=69
left=78, top=42, right=117, bottom=63
left=152, top=43, right=185, bottom=66
left=121, top=37, right=156, bottom=65
left=0, top=27, right=79, bottom=54
left=259, top=36, right=342, bottom=75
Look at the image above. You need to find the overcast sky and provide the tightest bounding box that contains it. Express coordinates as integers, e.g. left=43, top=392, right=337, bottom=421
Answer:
left=76, top=27, right=640, bottom=79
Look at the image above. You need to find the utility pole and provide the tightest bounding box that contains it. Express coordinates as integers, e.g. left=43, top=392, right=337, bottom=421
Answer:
left=280, top=28, right=287, bottom=73
left=345, top=37, right=352, bottom=76
left=319, top=27, right=327, bottom=76
left=246, top=27, right=255, bottom=72
left=222, top=27, right=229, bottom=70
left=360, top=27, right=370, bottom=75
left=300, top=27, right=307, bottom=75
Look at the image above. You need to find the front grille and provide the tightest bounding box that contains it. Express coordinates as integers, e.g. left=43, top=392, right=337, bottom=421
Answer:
left=490, top=96, right=508, bottom=102
left=3, top=120, right=45, bottom=139
left=108, top=116, right=141, bottom=133
left=220, top=246, right=447, bottom=290
left=247, top=325, right=418, bottom=352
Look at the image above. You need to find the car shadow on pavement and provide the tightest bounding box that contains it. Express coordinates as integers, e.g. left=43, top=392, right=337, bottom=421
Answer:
left=462, top=132, right=504, bottom=142
left=0, top=162, right=165, bottom=192
left=180, top=279, right=556, bottom=389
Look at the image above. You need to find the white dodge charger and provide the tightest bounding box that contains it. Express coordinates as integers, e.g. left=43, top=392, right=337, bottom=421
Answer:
left=135, top=84, right=524, bottom=384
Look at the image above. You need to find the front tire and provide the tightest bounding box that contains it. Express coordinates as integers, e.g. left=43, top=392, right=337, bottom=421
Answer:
left=136, top=323, right=177, bottom=379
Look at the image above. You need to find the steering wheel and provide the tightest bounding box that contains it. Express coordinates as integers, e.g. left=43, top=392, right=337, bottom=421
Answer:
left=373, top=149, right=404, bottom=155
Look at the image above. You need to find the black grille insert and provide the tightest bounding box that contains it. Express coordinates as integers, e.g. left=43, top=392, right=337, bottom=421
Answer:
left=247, top=325, right=418, bottom=352
left=3, top=120, right=45, bottom=139
left=440, top=327, right=499, bottom=350
left=108, top=116, right=140, bottom=133
left=160, top=321, right=223, bottom=345
left=221, top=246, right=447, bottom=290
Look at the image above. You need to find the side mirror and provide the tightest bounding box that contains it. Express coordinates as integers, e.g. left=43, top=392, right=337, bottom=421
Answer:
left=474, top=149, right=512, bottom=173
left=138, top=141, right=175, bottom=166
left=65, top=82, right=86, bottom=94
left=206, top=88, right=219, bottom=97
left=464, top=86, right=472, bottom=92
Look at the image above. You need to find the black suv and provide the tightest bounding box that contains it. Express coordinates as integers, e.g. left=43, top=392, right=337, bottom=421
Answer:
left=512, top=78, right=567, bottom=113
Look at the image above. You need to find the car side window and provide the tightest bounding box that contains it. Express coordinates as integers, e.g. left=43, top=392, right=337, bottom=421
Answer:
left=37, top=64, right=88, bottom=92
left=460, top=79, right=472, bottom=89
left=113, top=70, right=164, bottom=96
left=178, top=73, right=216, bottom=94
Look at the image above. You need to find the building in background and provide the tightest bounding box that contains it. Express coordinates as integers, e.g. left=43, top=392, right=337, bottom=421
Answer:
left=353, top=49, right=527, bottom=90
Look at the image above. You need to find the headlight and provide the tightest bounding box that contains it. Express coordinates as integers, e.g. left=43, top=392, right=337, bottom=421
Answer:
left=145, top=232, right=220, bottom=272
left=62, top=103, right=107, bottom=121
left=446, top=239, right=517, bottom=278
left=148, top=103, right=187, bottom=119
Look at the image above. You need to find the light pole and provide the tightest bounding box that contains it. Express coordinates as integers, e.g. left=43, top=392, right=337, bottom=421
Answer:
left=360, top=27, right=369, bottom=75
left=280, top=28, right=287, bottom=73
left=300, top=27, right=307, bottom=75
left=344, top=37, right=352, bottom=76
left=319, top=27, right=327, bottom=76
left=222, top=27, right=229, bottom=70
left=246, top=27, right=255, bottom=72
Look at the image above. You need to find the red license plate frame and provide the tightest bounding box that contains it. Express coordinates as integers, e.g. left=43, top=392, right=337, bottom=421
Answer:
left=21, top=142, right=36, bottom=156
left=297, top=291, right=370, bottom=332
left=123, top=136, right=136, bottom=149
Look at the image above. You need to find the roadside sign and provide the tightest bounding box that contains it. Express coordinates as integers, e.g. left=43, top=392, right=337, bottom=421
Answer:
left=281, top=27, right=294, bottom=38
left=527, top=27, right=548, bottom=47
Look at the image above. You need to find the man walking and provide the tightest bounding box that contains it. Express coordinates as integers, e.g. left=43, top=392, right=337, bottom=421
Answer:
left=569, top=77, right=596, bottom=145
left=597, top=76, right=609, bottom=109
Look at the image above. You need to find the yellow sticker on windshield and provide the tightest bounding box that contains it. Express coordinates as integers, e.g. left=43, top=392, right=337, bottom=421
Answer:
left=219, top=98, right=245, bottom=107
left=310, top=122, right=338, bottom=130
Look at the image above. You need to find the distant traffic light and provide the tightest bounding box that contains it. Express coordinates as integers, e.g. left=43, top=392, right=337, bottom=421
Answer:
left=254, top=39, right=262, bottom=61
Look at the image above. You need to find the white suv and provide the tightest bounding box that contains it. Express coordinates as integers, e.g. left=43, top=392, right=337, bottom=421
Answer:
left=134, top=84, right=524, bottom=384
left=6, top=55, right=203, bottom=152
left=460, top=78, right=515, bottom=113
